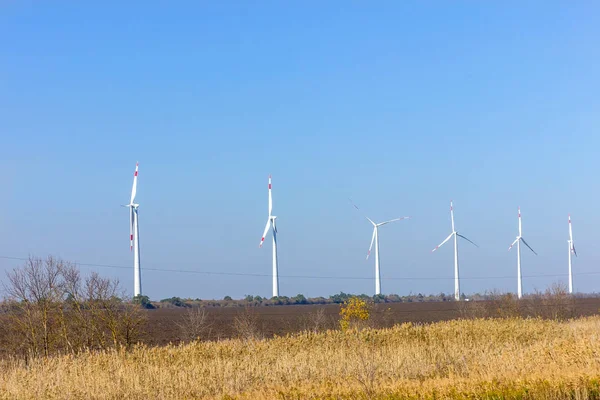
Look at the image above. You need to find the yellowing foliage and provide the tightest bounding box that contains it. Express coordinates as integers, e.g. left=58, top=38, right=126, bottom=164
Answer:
left=2, top=317, right=600, bottom=399
left=339, top=296, right=370, bottom=331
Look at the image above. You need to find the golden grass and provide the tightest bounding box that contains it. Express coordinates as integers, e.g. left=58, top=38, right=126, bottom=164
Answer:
left=2, top=317, right=600, bottom=399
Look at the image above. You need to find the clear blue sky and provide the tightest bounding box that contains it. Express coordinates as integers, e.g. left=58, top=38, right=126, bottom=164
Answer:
left=1, top=1, right=599, bottom=300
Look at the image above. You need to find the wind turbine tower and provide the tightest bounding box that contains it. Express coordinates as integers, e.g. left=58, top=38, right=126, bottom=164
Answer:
left=350, top=200, right=410, bottom=295
left=432, top=201, right=478, bottom=301
left=508, top=207, right=537, bottom=299
left=259, top=175, right=279, bottom=298
left=123, top=162, right=141, bottom=297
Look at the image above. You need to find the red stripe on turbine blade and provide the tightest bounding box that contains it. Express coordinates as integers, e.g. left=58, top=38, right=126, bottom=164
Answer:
left=268, top=184, right=271, bottom=189
left=134, top=171, right=138, bottom=176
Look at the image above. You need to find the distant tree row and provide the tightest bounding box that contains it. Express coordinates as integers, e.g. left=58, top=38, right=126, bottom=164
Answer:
left=151, top=288, right=599, bottom=309
left=152, top=291, right=460, bottom=308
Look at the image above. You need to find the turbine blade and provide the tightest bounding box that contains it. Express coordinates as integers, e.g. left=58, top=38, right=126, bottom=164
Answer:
left=508, top=237, right=519, bottom=251
left=450, top=201, right=455, bottom=232
left=129, top=207, right=134, bottom=251
left=432, top=232, right=454, bottom=253
left=569, top=216, right=576, bottom=256
left=259, top=219, right=271, bottom=247
left=520, top=237, right=537, bottom=255
left=348, top=198, right=376, bottom=226
left=378, top=216, right=411, bottom=226
left=569, top=215, right=573, bottom=242
left=518, top=207, right=522, bottom=237
left=457, top=233, right=478, bottom=248
left=366, top=227, right=376, bottom=259
left=130, top=162, right=139, bottom=204
left=268, top=175, right=273, bottom=216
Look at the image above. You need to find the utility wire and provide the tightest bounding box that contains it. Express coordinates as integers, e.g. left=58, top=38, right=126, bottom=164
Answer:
left=0, top=255, right=597, bottom=281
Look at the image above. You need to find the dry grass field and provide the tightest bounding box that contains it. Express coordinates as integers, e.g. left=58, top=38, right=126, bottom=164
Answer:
left=2, top=316, right=600, bottom=399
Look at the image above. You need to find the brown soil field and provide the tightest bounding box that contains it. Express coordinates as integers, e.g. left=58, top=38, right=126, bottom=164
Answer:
left=142, top=297, right=600, bottom=345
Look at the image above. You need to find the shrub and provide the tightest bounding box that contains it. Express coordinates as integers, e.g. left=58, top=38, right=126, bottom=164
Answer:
left=133, top=294, right=155, bottom=309
left=339, top=296, right=371, bottom=331
left=292, top=294, right=307, bottom=304
left=159, top=297, right=187, bottom=308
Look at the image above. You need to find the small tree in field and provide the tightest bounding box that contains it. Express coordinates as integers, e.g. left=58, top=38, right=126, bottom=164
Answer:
left=339, top=297, right=371, bottom=331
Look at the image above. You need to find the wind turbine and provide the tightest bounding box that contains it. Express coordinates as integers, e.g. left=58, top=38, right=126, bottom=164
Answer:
left=431, top=201, right=478, bottom=301
left=568, top=215, right=577, bottom=294
left=350, top=199, right=410, bottom=295
left=123, top=162, right=141, bottom=297
left=508, top=207, right=537, bottom=299
left=259, top=175, right=279, bottom=298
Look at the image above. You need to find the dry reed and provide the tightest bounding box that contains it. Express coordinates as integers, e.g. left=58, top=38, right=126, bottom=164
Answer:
left=2, top=317, right=600, bottom=399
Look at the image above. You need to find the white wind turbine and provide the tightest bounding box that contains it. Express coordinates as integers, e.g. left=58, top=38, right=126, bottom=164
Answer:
left=508, top=207, right=537, bottom=299
left=350, top=200, right=410, bottom=295
left=567, top=215, right=577, bottom=294
left=259, top=175, right=279, bottom=298
left=431, top=201, right=478, bottom=301
left=123, top=162, right=141, bottom=297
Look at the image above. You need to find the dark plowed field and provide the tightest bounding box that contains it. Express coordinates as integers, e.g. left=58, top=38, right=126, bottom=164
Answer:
left=142, top=297, right=600, bottom=345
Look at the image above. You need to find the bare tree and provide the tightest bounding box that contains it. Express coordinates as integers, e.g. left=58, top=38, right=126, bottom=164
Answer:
left=303, top=307, right=327, bottom=333
left=3, top=256, right=147, bottom=357
left=543, top=282, right=574, bottom=320
left=233, top=306, right=262, bottom=341
left=177, top=307, right=213, bottom=342
left=4, top=256, right=65, bottom=357
left=119, top=301, right=147, bottom=348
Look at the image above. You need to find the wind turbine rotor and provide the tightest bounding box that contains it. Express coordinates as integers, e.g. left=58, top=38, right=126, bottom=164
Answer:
left=432, top=232, right=454, bottom=253
left=259, top=219, right=271, bottom=247
left=457, top=233, right=478, bottom=248
left=130, top=206, right=134, bottom=250
left=366, top=227, right=376, bottom=259
left=520, top=237, right=537, bottom=255
left=130, top=162, right=139, bottom=205
left=569, top=215, right=577, bottom=256
left=268, top=175, right=273, bottom=216
left=508, top=237, right=520, bottom=251
left=450, top=201, right=455, bottom=232
left=377, top=216, right=411, bottom=226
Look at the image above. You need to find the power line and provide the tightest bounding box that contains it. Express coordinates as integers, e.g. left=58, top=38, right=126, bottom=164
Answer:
left=0, top=255, right=597, bottom=282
